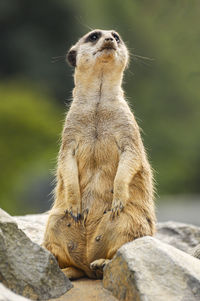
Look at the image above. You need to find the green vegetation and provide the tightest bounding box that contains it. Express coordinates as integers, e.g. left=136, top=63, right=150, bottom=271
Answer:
left=0, top=82, right=62, bottom=214
left=80, top=0, right=200, bottom=195
left=0, top=0, right=200, bottom=214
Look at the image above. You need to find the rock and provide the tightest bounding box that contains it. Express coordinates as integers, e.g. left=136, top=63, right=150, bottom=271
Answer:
left=49, top=279, right=118, bottom=301
left=156, top=221, right=200, bottom=254
left=193, top=244, right=200, bottom=259
left=14, top=213, right=48, bottom=245
left=103, top=236, right=200, bottom=301
left=0, top=208, right=72, bottom=300
left=12, top=213, right=200, bottom=300
left=0, top=283, right=30, bottom=301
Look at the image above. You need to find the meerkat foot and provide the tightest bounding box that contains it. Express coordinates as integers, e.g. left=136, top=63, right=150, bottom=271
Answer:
left=90, top=259, right=110, bottom=279
left=110, top=200, right=124, bottom=219
left=62, top=267, right=85, bottom=280
left=90, top=259, right=110, bottom=271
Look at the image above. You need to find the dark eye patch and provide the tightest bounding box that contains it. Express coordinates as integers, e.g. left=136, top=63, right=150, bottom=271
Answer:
left=85, top=31, right=102, bottom=43
left=112, top=32, right=120, bottom=43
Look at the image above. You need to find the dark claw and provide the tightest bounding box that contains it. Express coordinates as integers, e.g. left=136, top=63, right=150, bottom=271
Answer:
left=110, top=203, right=124, bottom=219
left=82, top=208, right=89, bottom=225
left=119, top=203, right=124, bottom=211
left=77, top=213, right=82, bottom=220
left=82, top=208, right=89, bottom=217
left=90, top=264, right=96, bottom=270
left=69, top=211, right=75, bottom=220
left=69, top=210, right=81, bottom=222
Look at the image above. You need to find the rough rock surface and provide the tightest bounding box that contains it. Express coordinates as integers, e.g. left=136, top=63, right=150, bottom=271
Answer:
left=14, top=213, right=48, bottom=245
left=156, top=221, right=200, bottom=255
left=11, top=213, right=200, bottom=300
left=49, top=279, right=118, bottom=301
left=103, top=236, right=200, bottom=301
left=193, top=244, right=200, bottom=259
left=0, top=283, right=30, bottom=301
left=0, top=209, right=72, bottom=300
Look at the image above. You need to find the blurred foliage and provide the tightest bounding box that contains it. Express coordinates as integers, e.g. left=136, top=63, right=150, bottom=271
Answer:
left=0, top=0, right=80, bottom=101
left=0, top=82, right=63, bottom=214
left=80, top=0, right=200, bottom=195
left=0, top=0, right=200, bottom=214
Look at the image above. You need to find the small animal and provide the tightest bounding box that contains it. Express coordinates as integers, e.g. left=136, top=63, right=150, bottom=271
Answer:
left=43, top=29, right=156, bottom=279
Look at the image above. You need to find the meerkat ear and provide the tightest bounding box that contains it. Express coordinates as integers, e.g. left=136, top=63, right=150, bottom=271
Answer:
left=67, top=47, right=77, bottom=67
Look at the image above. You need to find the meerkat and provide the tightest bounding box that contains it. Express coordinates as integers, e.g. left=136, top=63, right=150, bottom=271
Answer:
left=43, top=29, right=156, bottom=280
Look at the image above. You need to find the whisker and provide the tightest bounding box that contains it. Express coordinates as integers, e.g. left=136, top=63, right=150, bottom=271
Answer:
left=75, top=16, right=94, bottom=32
left=51, top=55, right=66, bottom=63
left=133, top=54, right=154, bottom=62
left=129, top=53, right=155, bottom=67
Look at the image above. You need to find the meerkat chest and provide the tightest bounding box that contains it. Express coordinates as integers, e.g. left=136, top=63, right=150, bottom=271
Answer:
left=66, top=102, right=121, bottom=165
left=65, top=99, right=135, bottom=158
left=73, top=102, right=117, bottom=141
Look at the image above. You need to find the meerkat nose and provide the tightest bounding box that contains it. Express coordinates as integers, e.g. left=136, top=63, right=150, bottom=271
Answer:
left=105, top=37, right=114, bottom=42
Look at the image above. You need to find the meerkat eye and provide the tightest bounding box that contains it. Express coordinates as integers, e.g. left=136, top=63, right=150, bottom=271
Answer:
left=90, top=33, right=98, bottom=41
left=87, top=32, right=101, bottom=42
left=112, top=33, right=120, bottom=43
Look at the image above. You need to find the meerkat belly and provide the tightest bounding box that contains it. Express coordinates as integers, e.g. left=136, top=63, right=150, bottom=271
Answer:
left=76, top=123, right=119, bottom=211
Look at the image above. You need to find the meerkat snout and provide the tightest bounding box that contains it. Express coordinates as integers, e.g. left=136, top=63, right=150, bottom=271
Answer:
left=105, top=37, right=114, bottom=42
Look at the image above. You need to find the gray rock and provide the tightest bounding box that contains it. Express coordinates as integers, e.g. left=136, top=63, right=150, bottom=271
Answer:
left=14, top=213, right=48, bottom=245
left=103, top=236, right=200, bottom=301
left=156, top=221, right=200, bottom=254
left=193, top=244, right=200, bottom=259
left=0, top=208, right=72, bottom=300
left=0, top=283, right=30, bottom=301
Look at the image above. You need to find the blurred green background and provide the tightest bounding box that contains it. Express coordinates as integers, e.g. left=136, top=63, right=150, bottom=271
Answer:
left=0, top=0, right=200, bottom=223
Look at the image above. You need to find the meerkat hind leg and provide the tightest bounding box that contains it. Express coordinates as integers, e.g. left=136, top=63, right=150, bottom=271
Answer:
left=62, top=266, right=85, bottom=280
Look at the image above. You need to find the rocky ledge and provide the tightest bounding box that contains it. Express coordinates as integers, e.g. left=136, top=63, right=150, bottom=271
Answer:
left=0, top=209, right=72, bottom=300
left=0, top=209, right=200, bottom=300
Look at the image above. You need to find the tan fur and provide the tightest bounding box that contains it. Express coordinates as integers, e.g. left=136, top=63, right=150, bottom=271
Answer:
left=43, top=29, right=156, bottom=279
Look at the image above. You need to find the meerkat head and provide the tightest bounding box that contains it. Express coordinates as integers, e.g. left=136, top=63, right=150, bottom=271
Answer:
left=67, top=29, right=129, bottom=72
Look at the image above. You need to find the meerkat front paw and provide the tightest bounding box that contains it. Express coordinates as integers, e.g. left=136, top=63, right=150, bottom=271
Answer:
left=65, top=206, right=89, bottom=223
left=65, top=206, right=82, bottom=222
left=110, top=199, right=124, bottom=219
